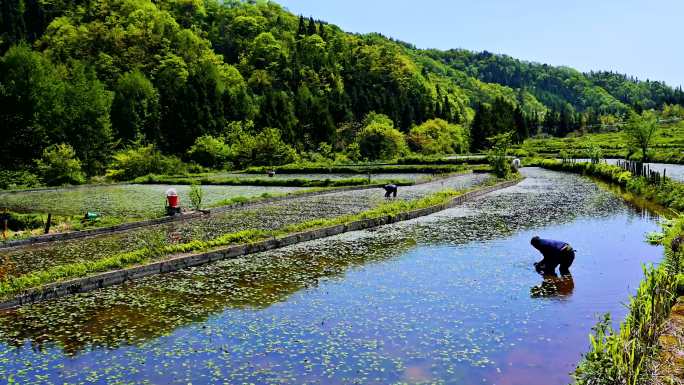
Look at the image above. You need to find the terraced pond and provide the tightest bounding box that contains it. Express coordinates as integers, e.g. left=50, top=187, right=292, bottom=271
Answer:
left=204, top=172, right=439, bottom=182
left=0, top=169, right=663, bottom=385
left=0, top=173, right=491, bottom=281
left=0, top=184, right=304, bottom=219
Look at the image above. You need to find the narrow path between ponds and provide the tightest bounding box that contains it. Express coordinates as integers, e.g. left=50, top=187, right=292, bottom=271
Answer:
left=0, top=168, right=663, bottom=385
left=0, top=173, right=491, bottom=279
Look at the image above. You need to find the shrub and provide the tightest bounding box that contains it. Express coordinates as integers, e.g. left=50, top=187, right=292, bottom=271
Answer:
left=588, top=143, right=603, bottom=164
left=345, top=142, right=362, bottom=162
left=106, top=144, right=185, bottom=181
left=511, top=149, right=529, bottom=158
left=189, top=183, right=204, bottom=211
left=229, top=127, right=296, bottom=168
left=0, top=170, right=41, bottom=190
left=624, top=111, right=658, bottom=161
left=487, top=132, right=513, bottom=178
left=355, top=113, right=408, bottom=160
left=34, top=144, right=86, bottom=186
left=5, top=211, right=44, bottom=231
left=408, top=118, right=467, bottom=155
left=187, top=135, right=230, bottom=168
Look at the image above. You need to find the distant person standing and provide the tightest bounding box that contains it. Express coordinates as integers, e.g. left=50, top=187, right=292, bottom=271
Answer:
left=382, top=184, right=398, bottom=198
left=530, top=236, right=575, bottom=275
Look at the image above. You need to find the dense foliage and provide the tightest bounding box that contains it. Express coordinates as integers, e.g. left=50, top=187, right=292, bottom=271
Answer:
left=1, top=0, right=682, bottom=185
left=427, top=50, right=684, bottom=130
left=408, top=118, right=467, bottom=155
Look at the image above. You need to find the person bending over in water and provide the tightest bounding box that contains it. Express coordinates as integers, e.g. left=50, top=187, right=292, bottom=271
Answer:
left=530, top=236, right=575, bottom=275
left=383, top=184, right=398, bottom=198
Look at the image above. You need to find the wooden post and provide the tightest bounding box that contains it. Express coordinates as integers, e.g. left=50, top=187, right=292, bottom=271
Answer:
left=44, top=213, right=52, bottom=234
left=2, top=208, right=7, bottom=240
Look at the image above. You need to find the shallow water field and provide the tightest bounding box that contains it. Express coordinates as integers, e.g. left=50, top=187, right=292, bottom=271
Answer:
left=0, top=173, right=490, bottom=281
left=0, top=184, right=304, bottom=219
left=0, top=169, right=662, bottom=385
left=207, top=172, right=438, bottom=182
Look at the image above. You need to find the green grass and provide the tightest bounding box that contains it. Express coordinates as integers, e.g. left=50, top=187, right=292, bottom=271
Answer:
left=0, top=178, right=515, bottom=300
left=132, top=174, right=416, bottom=188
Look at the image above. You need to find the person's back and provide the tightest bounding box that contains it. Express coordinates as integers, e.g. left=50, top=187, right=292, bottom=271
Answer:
left=383, top=184, right=397, bottom=198
left=532, top=238, right=567, bottom=255
left=530, top=236, right=575, bottom=275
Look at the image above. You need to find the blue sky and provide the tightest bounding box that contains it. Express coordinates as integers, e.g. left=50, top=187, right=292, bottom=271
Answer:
left=277, top=0, right=684, bottom=88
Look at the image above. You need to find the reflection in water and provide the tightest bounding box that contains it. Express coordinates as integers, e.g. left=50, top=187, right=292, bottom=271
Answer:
left=0, top=238, right=418, bottom=355
left=0, top=169, right=664, bottom=385
left=530, top=274, right=575, bottom=299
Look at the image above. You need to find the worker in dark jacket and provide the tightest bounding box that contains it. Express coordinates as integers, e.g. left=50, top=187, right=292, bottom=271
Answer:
left=531, top=236, right=575, bottom=275
left=383, top=184, right=398, bottom=198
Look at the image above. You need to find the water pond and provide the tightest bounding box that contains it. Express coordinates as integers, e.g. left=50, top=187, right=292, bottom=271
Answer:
left=0, top=184, right=304, bottom=220
left=206, top=172, right=439, bottom=183
left=0, top=173, right=491, bottom=280
left=0, top=169, right=662, bottom=385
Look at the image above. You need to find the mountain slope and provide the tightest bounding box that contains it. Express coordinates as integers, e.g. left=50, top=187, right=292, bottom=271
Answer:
left=1, top=0, right=682, bottom=173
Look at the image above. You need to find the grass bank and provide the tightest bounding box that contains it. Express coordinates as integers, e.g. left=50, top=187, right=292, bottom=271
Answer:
left=0, top=210, right=125, bottom=241
left=0, top=177, right=511, bottom=300
left=536, top=159, right=684, bottom=384
left=535, top=159, right=684, bottom=211
left=132, top=174, right=416, bottom=188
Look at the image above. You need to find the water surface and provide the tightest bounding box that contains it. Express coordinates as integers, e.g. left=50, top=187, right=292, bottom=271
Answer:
left=0, top=169, right=662, bottom=385
left=0, top=184, right=304, bottom=219
left=0, top=174, right=490, bottom=284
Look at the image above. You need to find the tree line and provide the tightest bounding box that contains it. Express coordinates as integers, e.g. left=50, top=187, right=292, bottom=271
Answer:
left=0, top=0, right=682, bottom=185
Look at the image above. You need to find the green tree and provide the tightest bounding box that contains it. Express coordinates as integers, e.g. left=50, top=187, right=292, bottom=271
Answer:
left=486, top=132, right=513, bottom=178
left=0, top=45, right=113, bottom=174
left=229, top=127, right=296, bottom=168
left=355, top=113, right=408, bottom=160
left=408, top=118, right=467, bottom=155
left=0, top=44, right=54, bottom=168
left=624, top=110, right=658, bottom=161
left=35, top=144, right=86, bottom=185
left=250, top=32, right=281, bottom=69
left=106, top=144, right=185, bottom=181
left=111, top=71, right=160, bottom=143
left=187, top=135, right=229, bottom=168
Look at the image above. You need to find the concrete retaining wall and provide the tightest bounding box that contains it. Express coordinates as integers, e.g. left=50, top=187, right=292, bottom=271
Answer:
left=0, top=178, right=519, bottom=309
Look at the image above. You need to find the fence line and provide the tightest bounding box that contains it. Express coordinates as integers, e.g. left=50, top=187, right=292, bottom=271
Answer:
left=616, top=160, right=666, bottom=184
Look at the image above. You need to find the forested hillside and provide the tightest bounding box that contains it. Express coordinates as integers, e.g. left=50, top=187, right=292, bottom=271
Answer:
left=1, top=0, right=682, bottom=181
left=427, top=49, right=684, bottom=134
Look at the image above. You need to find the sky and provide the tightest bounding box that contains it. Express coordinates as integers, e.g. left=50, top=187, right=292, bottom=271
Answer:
left=276, top=0, right=684, bottom=88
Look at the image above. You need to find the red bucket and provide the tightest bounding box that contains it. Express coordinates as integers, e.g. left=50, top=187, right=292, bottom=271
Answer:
left=167, top=195, right=179, bottom=208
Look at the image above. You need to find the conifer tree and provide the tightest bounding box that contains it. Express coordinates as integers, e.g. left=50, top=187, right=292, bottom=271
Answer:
left=297, top=15, right=306, bottom=36
left=307, top=17, right=317, bottom=35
